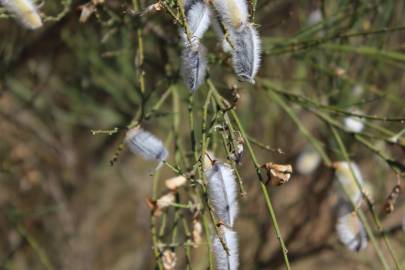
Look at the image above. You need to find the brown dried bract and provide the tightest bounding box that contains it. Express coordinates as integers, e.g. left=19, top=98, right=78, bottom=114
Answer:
left=262, top=162, right=293, bottom=186
left=146, top=192, right=176, bottom=216
left=165, top=176, right=187, bottom=190
left=78, top=0, right=104, bottom=23
left=383, top=184, right=401, bottom=214
left=192, top=218, right=203, bottom=248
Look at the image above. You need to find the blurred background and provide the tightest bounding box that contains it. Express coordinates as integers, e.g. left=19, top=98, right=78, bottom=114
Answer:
left=0, top=0, right=404, bottom=269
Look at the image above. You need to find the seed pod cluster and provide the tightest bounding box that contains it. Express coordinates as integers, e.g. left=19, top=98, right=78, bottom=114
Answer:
left=180, top=0, right=262, bottom=92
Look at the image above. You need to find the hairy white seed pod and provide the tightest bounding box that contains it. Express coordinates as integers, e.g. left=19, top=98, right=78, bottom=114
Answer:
left=125, top=127, right=168, bottom=167
left=181, top=1, right=211, bottom=43
left=206, top=162, right=238, bottom=227
left=307, top=9, right=322, bottom=26
left=229, top=23, right=261, bottom=83
left=336, top=200, right=368, bottom=251
left=0, top=0, right=42, bottom=29
left=181, top=44, right=208, bottom=92
left=344, top=116, right=364, bottom=133
left=211, top=0, right=248, bottom=29
left=295, top=146, right=321, bottom=175
left=334, top=161, right=364, bottom=205
left=180, top=1, right=211, bottom=92
left=213, top=227, right=239, bottom=270
left=184, top=0, right=200, bottom=14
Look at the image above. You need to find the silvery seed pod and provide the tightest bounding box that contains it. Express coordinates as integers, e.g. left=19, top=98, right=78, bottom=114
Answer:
left=229, top=23, right=261, bottom=83
left=0, top=0, right=42, bottom=29
left=344, top=116, right=364, bottom=133
left=206, top=162, right=239, bottom=227
left=211, top=0, right=249, bottom=29
left=125, top=127, right=168, bottom=168
left=180, top=1, right=211, bottom=92
left=181, top=1, right=211, bottom=43
left=181, top=44, right=208, bottom=92
left=336, top=200, right=368, bottom=252
left=295, top=146, right=321, bottom=175
left=213, top=226, right=239, bottom=270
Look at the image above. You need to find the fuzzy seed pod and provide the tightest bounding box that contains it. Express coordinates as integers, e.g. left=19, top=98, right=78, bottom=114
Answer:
left=229, top=23, right=261, bottom=83
left=211, top=0, right=248, bottom=29
left=180, top=1, right=211, bottom=92
left=295, top=146, right=321, bottom=175
left=333, top=161, right=365, bottom=205
left=213, top=227, right=239, bottom=270
left=206, top=162, right=238, bottom=227
left=307, top=9, right=322, bottom=26
left=181, top=1, right=211, bottom=43
left=0, top=0, right=42, bottom=29
left=184, top=0, right=201, bottom=15
left=181, top=44, right=208, bottom=92
left=336, top=200, right=368, bottom=251
left=125, top=127, right=168, bottom=168
left=344, top=116, right=364, bottom=133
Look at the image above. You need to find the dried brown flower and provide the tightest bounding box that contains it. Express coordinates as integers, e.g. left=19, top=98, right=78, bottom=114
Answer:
left=262, top=162, right=293, bottom=186
left=383, top=184, right=401, bottom=214
left=146, top=192, right=176, bottom=216
left=165, top=176, right=187, bottom=190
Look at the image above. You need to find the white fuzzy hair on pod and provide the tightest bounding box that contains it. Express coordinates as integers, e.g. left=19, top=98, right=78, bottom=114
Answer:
left=334, top=161, right=365, bottom=205
left=210, top=0, right=261, bottom=83
left=125, top=127, right=168, bottom=168
left=229, top=23, right=261, bottom=83
left=213, top=227, right=239, bottom=270
left=206, top=162, right=238, bottom=227
left=211, top=0, right=248, bottom=28
left=336, top=200, right=368, bottom=251
left=295, top=145, right=321, bottom=175
left=181, top=43, right=208, bottom=92
left=180, top=1, right=211, bottom=92
left=0, top=0, right=42, bottom=29
left=344, top=116, right=364, bottom=133
left=181, top=1, right=211, bottom=43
